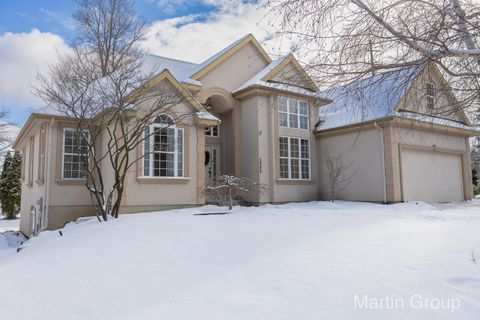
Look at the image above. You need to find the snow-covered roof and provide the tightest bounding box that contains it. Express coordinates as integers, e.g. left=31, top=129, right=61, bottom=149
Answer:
left=232, top=56, right=326, bottom=99
left=315, top=64, right=479, bottom=132
left=196, top=112, right=220, bottom=122
left=140, top=54, right=201, bottom=86
left=316, top=65, right=424, bottom=131
left=233, top=55, right=289, bottom=93
left=392, top=111, right=480, bottom=132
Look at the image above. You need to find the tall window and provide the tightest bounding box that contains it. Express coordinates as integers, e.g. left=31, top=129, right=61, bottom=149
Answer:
left=62, top=128, right=89, bottom=179
left=28, top=136, right=34, bottom=185
left=37, top=124, right=46, bottom=182
left=279, top=137, right=310, bottom=180
left=143, top=114, right=184, bottom=177
left=426, top=82, right=435, bottom=109
left=278, top=96, right=309, bottom=130
left=205, top=125, right=219, bottom=137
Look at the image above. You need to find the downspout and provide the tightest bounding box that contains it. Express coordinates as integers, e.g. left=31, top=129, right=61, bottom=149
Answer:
left=374, top=122, right=387, bottom=204
left=43, top=118, right=55, bottom=230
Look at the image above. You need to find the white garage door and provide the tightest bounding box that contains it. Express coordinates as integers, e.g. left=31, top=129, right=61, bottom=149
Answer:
left=401, top=149, right=463, bottom=202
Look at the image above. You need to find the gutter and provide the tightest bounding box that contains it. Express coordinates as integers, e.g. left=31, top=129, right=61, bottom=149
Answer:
left=43, top=118, right=55, bottom=230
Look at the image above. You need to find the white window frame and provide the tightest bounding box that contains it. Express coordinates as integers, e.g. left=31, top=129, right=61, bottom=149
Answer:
left=143, top=115, right=184, bottom=178
left=278, top=136, right=311, bottom=180
left=278, top=96, right=309, bottom=130
left=28, top=136, right=34, bottom=185
left=205, top=125, right=219, bottom=137
left=426, top=82, right=435, bottom=109
left=61, top=128, right=90, bottom=180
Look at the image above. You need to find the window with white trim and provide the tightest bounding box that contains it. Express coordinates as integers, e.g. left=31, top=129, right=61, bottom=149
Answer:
left=279, top=137, right=310, bottom=179
left=143, top=114, right=184, bottom=177
left=278, top=96, right=309, bottom=130
left=38, top=124, right=46, bottom=182
left=62, top=128, right=90, bottom=179
left=205, top=125, right=219, bottom=137
left=28, top=136, right=34, bottom=185
left=426, top=82, right=435, bottom=109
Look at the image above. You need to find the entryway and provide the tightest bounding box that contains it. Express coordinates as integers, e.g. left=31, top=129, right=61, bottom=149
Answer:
left=205, top=144, right=220, bottom=186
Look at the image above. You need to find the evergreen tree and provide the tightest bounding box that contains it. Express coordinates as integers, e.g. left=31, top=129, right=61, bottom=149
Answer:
left=0, top=151, right=22, bottom=219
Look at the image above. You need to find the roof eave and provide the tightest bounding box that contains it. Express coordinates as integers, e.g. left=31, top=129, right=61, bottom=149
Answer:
left=315, top=115, right=479, bottom=137
left=233, top=84, right=331, bottom=103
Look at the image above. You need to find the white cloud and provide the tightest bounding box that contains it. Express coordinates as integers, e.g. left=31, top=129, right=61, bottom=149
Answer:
left=141, top=1, right=289, bottom=63
left=0, top=29, right=70, bottom=109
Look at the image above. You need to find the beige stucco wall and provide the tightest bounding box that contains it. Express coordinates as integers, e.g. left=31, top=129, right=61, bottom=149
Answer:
left=122, top=96, right=204, bottom=209
left=317, top=128, right=385, bottom=202
left=238, top=93, right=319, bottom=203
left=18, top=123, right=46, bottom=235
left=386, top=125, right=472, bottom=201
left=198, top=43, right=268, bottom=92
left=240, top=96, right=260, bottom=187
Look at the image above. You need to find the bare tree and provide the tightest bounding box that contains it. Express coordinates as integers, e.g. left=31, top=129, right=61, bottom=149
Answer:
left=323, top=150, right=357, bottom=202
left=205, top=175, right=268, bottom=210
left=268, top=0, right=480, bottom=114
left=35, top=0, right=189, bottom=221
left=0, top=107, right=15, bottom=154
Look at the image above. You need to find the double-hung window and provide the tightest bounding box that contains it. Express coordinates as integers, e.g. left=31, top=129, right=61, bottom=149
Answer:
left=62, top=128, right=90, bottom=179
left=143, top=114, right=184, bottom=177
left=205, top=125, right=219, bottom=137
left=426, top=82, right=435, bottom=109
left=279, top=137, right=311, bottom=180
left=278, top=96, right=309, bottom=130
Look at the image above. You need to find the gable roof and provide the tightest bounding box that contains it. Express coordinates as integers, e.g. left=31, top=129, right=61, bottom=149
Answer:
left=315, top=63, right=476, bottom=132
left=316, top=66, right=422, bottom=131
left=140, top=54, right=201, bottom=86
left=189, top=33, right=272, bottom=80
left=233, top=54, right=324, bottom=99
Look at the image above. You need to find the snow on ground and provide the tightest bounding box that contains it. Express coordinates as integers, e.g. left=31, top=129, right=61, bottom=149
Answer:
left=0, top=217, right=19, bottom=232
left=0, top=217, right=21, bottom=255
left=1, top=201, right=480, bottom=320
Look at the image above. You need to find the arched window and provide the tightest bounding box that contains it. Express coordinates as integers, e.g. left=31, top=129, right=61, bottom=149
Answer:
left=143, top=114, right=184, bottom=177
left=154, top=114, right=175, bottom=126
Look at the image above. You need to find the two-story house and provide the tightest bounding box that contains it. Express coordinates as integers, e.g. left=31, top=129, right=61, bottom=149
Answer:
left=13, top=34, right=479, bottom=236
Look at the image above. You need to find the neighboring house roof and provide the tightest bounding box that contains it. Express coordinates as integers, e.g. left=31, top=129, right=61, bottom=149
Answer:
left=315, top=64, right=477, bottom=132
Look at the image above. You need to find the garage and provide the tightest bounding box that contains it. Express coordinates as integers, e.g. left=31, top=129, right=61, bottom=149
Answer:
left=401, top=149, right=464, bottom=202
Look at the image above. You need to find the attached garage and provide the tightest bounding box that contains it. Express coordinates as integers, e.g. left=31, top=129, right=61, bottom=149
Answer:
left=400, top=148, right=464, bottom=202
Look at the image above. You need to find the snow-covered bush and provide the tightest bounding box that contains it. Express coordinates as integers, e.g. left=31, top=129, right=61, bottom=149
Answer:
left=205, top=175, right=267, bottom=210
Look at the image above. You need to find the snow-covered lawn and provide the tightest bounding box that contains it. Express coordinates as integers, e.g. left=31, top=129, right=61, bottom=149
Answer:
left=0, top=217, right=19, bottom=232
left=1, top=201, right=480, bottom=320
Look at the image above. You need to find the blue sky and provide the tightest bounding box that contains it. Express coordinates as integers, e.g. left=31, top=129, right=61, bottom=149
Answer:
left=0, top=0, right=274, bottom=128
left=0, top=0, right=222, bottom=40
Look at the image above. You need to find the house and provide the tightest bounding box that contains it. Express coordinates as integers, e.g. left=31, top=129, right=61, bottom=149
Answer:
left=13, top=34, right=479, bottom=236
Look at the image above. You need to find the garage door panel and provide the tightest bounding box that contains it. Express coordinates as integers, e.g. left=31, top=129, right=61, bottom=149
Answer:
left=401, top=149, right=463, bottom=202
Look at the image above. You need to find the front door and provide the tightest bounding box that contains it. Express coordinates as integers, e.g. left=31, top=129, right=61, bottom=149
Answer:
left=205, top=145, right=220, bottom=185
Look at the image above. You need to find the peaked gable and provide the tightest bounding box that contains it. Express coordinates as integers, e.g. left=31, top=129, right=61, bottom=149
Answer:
left=263, top=54, right=318, bottom=92
left=395, top=63, right=471, bottom=126
left=137, top=69, right=207, bottom=113
left=189, top=34, right=271, bottom=81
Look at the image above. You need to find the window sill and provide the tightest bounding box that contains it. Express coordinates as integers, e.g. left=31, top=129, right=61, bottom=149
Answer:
left=56, top=179, right=87, bottom=185
left=137, top=177, right=191, bottom=184
left=276, top=179, right=315, bottom=185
